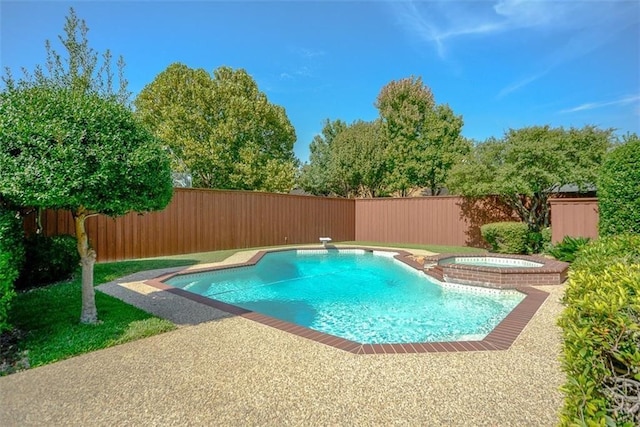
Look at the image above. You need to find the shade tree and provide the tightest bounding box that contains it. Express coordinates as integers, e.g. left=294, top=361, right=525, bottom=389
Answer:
left=447, top=125, right=613, bottom=232
left=376, top=76, right=467, bottom=196
left=135, top=63, right=298, bottom=192
left=298, top=119, right=347, bottom=196
left=300, top=76, right=467, bottom=198
left=3, top=8, right=129, bottom=105
left=328, top=120, right=389, bottom=198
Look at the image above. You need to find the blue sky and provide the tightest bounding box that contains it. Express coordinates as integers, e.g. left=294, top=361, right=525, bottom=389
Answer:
left=2, top=1, right=639, bottom=162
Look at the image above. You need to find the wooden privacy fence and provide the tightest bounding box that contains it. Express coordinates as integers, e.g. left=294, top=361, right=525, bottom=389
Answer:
left=355, top=197, right=600, bottom=246
left=354, top=196, right=516, bottom=247
left=549, top=198, right=599, bottom=243
left=32, top=188, right=355, bottom=262
left=27, top=189, right=599, bottom=262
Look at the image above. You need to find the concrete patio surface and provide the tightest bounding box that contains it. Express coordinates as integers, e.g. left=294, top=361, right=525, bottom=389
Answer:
left=0, top=246, right=566, bottom=426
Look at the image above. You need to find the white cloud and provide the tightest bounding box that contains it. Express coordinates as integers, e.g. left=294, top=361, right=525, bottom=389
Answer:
left=387, top=0, right=640, bottom=97
left=299, top=48, right=325, bottom=59
left=497, top=70, right=550, bottom=99
left=294, top=66, right=311, bottom=77
left=492, top=0, right=568, bottom=28
left=390, top=0, right=639, bottom=60
left=279, top=66, right=312, bottom=81
left=390, top=0, right=554, bottom=57
left=280, top=46, right=324, bottom=81
left=559, top=95, right=640, bottom=114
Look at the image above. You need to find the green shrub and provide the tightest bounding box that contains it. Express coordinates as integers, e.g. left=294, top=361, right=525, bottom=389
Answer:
left=526, top=228, right=552, bottom=254
left=0, top=209, right=25, bottom=334
left=526, top=231, right=543, bottom=254
left=571, top=234, right=640, bottom=273
left=598, top=135, right=640, bottom=236
left=548, top=236, right=591, bottom=263
left=16, top=234, right=79, bottom=290
left=541, top=227, right=552, bottom=246
left=0, top=252, right=19, bottom=335
left=558, top=235, right=640, bottom=426
left=481, top=221, right=530, bottom=254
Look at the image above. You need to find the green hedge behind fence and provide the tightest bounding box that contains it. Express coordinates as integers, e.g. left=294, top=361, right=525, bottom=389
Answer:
left=558, top=234, right=640, bottom=426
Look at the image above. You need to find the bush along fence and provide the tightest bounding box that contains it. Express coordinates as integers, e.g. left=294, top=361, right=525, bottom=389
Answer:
left=479, top=221, right=552, bottom=254
left=558, top=234, right=640, bottom=426
left=23, top=188, right=599, bottom=262
left=0, top=208, right=25, bottom=333
left=597, top=136, right=640, bottom=236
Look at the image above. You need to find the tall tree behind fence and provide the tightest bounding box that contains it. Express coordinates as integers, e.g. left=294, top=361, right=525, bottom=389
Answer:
left=24, top=189, right=599, bottom=261
left=27, top=188, right=355, bottom=261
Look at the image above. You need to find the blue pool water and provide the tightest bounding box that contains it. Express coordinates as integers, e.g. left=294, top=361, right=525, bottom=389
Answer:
left=166, top=250, right=525, bottom=344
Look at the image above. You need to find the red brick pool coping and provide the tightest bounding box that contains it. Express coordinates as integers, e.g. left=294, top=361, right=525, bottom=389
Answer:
left=144, top=247, right=554, bottom=354
left=423, top=253, right=569, bottom=288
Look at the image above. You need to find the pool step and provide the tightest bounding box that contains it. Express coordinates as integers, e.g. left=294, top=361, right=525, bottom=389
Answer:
left=425, top=265, right=445, bottom=281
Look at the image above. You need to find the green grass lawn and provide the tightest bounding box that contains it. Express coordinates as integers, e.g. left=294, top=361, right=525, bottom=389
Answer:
left=6, top=258, right=199, bottom=373
left=4, top=242, right=481, bottom=374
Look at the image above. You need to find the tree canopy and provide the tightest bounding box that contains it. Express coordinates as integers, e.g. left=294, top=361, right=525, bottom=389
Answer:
left=0, top=84, right=173, bottom=323
left=0, top=86, right=172, bottom=215
left=329, top=120, right=389, bottom=198
left=134, top=63, right=298, bottom=192
left=298, top=119, right=390, bottom=198
left=447, top=125, right=613, bottom=231
left=376, top=76, right=468, bottom=196
left=298, top=76, right=467, bottom=198
left=3, top=8, right=129, bottom=104
left=298, top=119, right=347, bottom=196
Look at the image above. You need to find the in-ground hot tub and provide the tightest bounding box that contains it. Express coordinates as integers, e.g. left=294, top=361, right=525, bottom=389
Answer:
left=440, top=256, right=544, bottom=268
left=424, top=254, right=568, bottom=289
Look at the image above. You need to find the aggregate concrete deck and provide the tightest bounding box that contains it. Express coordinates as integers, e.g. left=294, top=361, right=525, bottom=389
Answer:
left=0, top=246, right=566, bottom=426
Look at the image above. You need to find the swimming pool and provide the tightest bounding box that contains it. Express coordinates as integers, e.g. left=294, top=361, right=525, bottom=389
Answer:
left=164, top=249, right=525, bottom=344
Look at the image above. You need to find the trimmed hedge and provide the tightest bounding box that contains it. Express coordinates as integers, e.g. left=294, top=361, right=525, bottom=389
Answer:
left=17, top=234, right=79, bottom=290
left=571, top=234, right=640, bottom=272
left=598, top=135, right=640, bottom=236
left=0, top=209, right=25, bottom=333
left=481, top=221, right=530, bottom=254
left=558, top=235, right=640, bottom=426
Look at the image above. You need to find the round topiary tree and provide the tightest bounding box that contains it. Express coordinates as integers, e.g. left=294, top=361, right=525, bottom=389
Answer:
left=0, top=8, right=173, bottom=325
left=0, top=85, right=173, bottom=324
left=598, top=134, right=640, bottom=236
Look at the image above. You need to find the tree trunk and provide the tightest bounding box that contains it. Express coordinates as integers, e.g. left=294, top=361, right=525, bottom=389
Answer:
left=36, top=207, right=43, bottom=234
left=73, top=208, right=98, bottom=324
